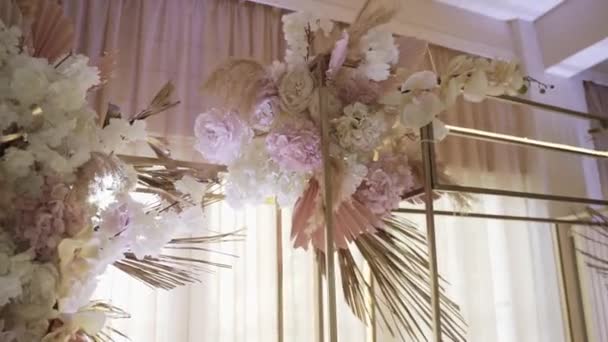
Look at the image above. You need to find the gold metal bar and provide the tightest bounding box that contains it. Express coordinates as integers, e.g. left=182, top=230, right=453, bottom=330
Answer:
left=421, top=124, right=442, bottom=342
left=117, top=154, right=226, bottom=170
left=314, top=255, right=325, bottom=342
left=445, top=125, right=608, bottom=159
left=435, top=183, right=608, bottom=206
left=490, top=95, right=608, bottom=126
left=0, top=132, right=25, bottom=144
left=275, top=202, right=284, bottom=342
left=394, top=208, right=605, bottom=226
left=319, top=82, right=338, bottom=342
left=553, top=223, right=590, bottom=342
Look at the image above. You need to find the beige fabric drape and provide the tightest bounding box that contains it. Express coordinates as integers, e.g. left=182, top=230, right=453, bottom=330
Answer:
left=64, top=0, right=285, bottom=155
left=584, top=81, right=608, bottom=197
left=57, top=1, right=596, bottom=340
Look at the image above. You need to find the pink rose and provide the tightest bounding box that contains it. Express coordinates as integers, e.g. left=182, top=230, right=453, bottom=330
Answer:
left=194, top=109, right=253, bottom=165
left=265, top=119, right=322, bottom=172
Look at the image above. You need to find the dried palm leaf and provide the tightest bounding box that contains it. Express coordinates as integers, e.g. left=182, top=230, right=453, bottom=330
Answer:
left=202, top=59, right=275, bottom=117
left=317, top=216, right=467, bottom=341
left=0, top=0, right=24, bottom=29
left=79, top=302, right=130, bottom=342
left=28, top=0, right=74, bottom=61
left=113, top=232, right=243, bottom=290
left=130, top=81, right=180, bottom=122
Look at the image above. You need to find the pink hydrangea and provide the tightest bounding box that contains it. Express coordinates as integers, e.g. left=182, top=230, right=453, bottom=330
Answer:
left=265, top=119, right=322, bottom=172
left=252, top=97, right=279, bottom=131
left=194, top=109, right=253, bottom=165
left=355, top=155, right=415, bottom=217
left=98, top=199, right=132, bottom=237
left=13, top=176, right=87, bottom=260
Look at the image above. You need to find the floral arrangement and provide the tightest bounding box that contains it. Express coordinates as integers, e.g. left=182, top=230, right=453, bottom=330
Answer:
left=0, top=2, right=233, bottom=340
left=196, top=0, right=527, bottom=340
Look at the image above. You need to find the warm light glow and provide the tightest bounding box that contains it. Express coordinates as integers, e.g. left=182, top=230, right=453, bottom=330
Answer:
left=88, top=174, right=121, bottom=209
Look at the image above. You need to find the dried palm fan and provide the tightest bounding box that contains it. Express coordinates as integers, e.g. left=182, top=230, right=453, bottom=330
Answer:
left=574, top=208, right=608, bottom=274
left=81, top=302, right=130, bottom=342
left=114, top=232, right=244, bottom=290
left=317, top=216, right=467, bottom=342
left=0, top=0, right=25, bottom=29
left=26, top=0, right=74, bottom=61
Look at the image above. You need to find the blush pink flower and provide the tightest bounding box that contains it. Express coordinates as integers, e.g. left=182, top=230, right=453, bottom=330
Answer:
left=13, top=177, right=87, bottom=261
left=327, top=31, right=349, bottom=79
left=355, top=155, right=415, bottom=217
left=265, top=119, right=322, bottom=172
left=334, top=69, right=381, bottom=105
left=194, top=109, right=253, bottom=165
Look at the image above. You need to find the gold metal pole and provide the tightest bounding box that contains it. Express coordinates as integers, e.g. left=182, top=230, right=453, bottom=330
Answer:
left=314, top=255, right=325, bottom=342
left=445, top=125, right=608, bottom=159
left=394, top=208, right=606, bottom=226
left=489, top=95, right=608, bottom=126
left=319, top=69, right=338, bottom=340
left=275, top=202, right=284, bottom=342
left=435, top=183, right=608, bottom=206
left=420, top=124, right=442, bottom=342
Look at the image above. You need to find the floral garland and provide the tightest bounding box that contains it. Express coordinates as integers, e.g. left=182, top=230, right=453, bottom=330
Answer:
left=0, top=15, right=227, bottom=341
left=196, top=4, right=528, bottom=341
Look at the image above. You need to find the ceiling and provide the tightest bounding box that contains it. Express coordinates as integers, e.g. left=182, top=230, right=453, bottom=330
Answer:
left=433, top=0, right=564, bottom=21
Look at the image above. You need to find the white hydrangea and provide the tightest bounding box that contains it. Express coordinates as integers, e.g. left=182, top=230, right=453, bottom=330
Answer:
left=225, top=138, right=309, bottom=208
left=282, top=12, right=334, bottom=68
left=358, top=28, right=399, bottom=81
left=337, top=154, right=368, bottom=203
left=97, top=118, right=148, bottom=153
left=333, top=102, right=387, bottom=152
left=1, top=148, right=34, bottom=179
left=0, top=21, right=21, bottom=64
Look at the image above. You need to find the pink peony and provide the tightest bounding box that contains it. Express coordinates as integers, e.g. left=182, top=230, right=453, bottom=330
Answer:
left=13, top=177, right=87, bottom=261
left=355, top=155, right=415, bottom=217
left=265, top=119, right=322, bottom=172
left=194, top=109, right=253, bottom=165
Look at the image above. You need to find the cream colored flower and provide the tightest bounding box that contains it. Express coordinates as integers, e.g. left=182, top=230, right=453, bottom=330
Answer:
left=42, top=310, right=106, bottom=342
left=279, top=68, right=316, bottom=114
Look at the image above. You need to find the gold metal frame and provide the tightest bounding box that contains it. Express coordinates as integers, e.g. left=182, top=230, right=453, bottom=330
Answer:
left=399, top=95, right=607, bottom=342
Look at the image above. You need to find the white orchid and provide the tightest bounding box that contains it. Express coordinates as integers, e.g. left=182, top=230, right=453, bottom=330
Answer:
left=381, top=71, right=445, bottom=129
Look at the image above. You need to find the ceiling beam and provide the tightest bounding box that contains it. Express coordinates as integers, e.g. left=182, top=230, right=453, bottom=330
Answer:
left=248, top=0, right=517, bottom=59
left=536, top=0, right=608, bottom=77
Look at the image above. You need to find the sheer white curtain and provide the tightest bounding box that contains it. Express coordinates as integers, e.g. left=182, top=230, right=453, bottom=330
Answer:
left=61, top=1, right=596, bottom=341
